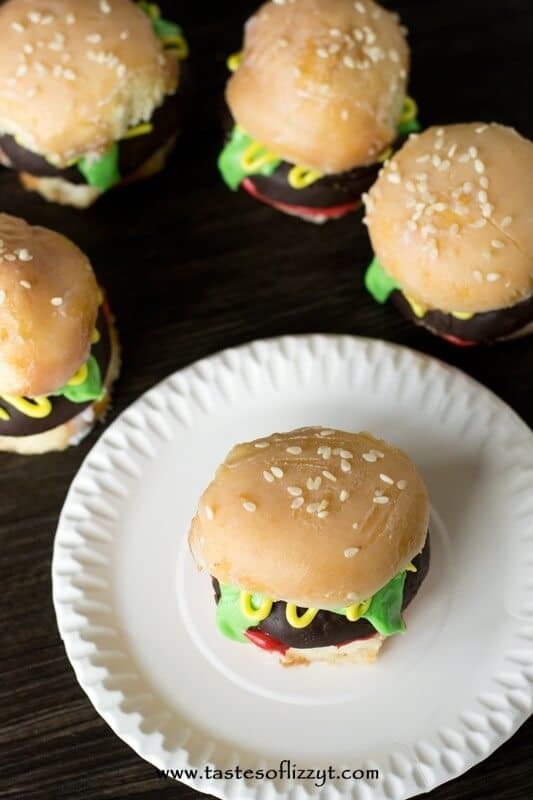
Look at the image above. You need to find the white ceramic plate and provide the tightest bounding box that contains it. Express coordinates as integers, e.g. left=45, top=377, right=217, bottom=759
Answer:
left=52, top=335, right=533, bottom=800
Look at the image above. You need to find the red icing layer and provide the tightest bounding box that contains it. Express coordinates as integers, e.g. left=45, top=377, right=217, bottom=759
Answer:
left=241, top=178, right=360, bottom=220
left=440, top=333, right=478, bottom=347
left=245, top=629, right=289, bottom=655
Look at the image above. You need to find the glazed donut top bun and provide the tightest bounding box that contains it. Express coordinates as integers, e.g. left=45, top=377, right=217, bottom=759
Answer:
left=364, top=123, right=533, bottom=314
left=189, top=427, right=429, bottom=608
left=0, top=0, right=178, bottom=165
left=0, top=214, right=99, bottom=397
left=226, top=0, right=409, bottom=174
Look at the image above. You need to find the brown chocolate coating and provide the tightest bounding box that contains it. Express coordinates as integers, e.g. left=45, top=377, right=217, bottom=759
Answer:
left=213, top=534, right=430, bottom=648
left=391, top=291, right=533, bottom=343
left=0, top=306, right=111, bottom=437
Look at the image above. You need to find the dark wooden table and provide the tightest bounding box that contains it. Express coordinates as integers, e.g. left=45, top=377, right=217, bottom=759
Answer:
left=1, top=1, right=531, bottom=798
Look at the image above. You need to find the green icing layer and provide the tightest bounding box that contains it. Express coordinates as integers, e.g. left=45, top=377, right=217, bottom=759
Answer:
left=397, top=115, right=421, bottom=137
left=216, top=569, right=408, bottom=644
left=364, top=256, right=401, bottom=304
left=218, top=127, right=282, bottom=191
left=53, top=356, right=104, bottom=404
left=138, top=2, right=184, bottom=41
left=78, top=144, right=120, bottom=191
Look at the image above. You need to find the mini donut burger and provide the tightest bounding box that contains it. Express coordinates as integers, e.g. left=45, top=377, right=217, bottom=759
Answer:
left=0, top=0, right=188, bottom=208
left=0, top=214, right=120, bottom=454
left=218, top=0, right=420, bottom=223
left=363, top=123, right=533, bottom=345
left=189, top=427, right=430, bottom=666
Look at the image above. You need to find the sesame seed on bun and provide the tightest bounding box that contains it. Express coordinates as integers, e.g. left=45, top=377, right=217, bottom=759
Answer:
left=226, top=0, right=410, bottom=174
left=0, top=213, right=99, bottom=397
left=0, top=0, right=178, bottom=165
left=189, top=427, right=429, bottom=609
left=364, top=123, right=533, bottom=314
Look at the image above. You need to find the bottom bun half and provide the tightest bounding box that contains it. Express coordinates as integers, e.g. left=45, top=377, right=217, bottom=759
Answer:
left=281, top=635, right=385, bottom=667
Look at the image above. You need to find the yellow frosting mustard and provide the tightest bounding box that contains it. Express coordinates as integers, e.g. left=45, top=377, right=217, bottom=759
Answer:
left=239, top=591, right=273, bottom=622
left=1, top=395, right=52, bottom=419
left=122, top=122, right=154, bottom=141
left=227, top=51, right=242, bottom=72
left=288, top=165, right=323, bottom=189
left=240, top=140, right=280, bottom=173
left=403, top=293, right=474, bottom=321
left=285, top=604, right=319, bottom=628
left=0, top=407, right=10, bottom=421
left=345, top=598, right=372, bottom=621
left=65, top=363, right=89, bottom=387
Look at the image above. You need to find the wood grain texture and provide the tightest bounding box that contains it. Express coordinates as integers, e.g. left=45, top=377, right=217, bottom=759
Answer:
left=0, top=1, right=531, bottom=798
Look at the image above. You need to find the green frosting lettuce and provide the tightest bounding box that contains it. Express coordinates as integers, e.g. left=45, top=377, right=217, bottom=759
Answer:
left=138, top=2, right=185, bottom=45
left=53, top=356, right=104, bottom=404
left=397, top=114, right=421, bottom=137
left=216, top=584, right=265, bottom=642
left=364, top=256, right=401, bottom=304
left=78, top=144, right=120, bottom=192
left=218, top=127, right=282, bottom=191
left=216, top=569, right=409, bottom=644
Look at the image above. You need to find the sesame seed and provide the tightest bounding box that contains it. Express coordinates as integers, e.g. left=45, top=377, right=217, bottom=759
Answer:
left=322, top=470, right=337, bottom=482
left=468, top=146, right=478, bottom=158
left=341, top=459, right=351, bottom=473
left=204, top=505, right=214, bottom=520
left=340, top=109, right=349, bottom=121
left=340, top=490, right=349, bottom=502
left=475, top=125, right=488, bottom=134
left=316, top=47, right=328, bottom=58
left=306, top=502, right=321, bottom=514
left=19, top=280, right=31, bottom=289
left=462, top=182, right=473, bottom=194
left=355, top=1, right=366, bottom=11
left=11, top=21, right=25, bottom=32
left=50, top=296, right=63, bottom=306
left=362, top=452, right=377, bottom=462
left=0, top=290, right=5, bottom=304
left=482, top=203, right=493, bottom=218
left=343, top=55, right=356, bottom=69
left=380, top=473, right=394, bottom=484
left=120, top=30, right=129, bottom=40
left=291, top=497, right=304, bottom=510
left=320, top=429, right=335, bottom=437
left=87, top=34, right=103, bottom=44
left=473, top=270, right=483, bottom=282
left=471, top=218, right=487, bottom=229
left=63, top=68, right=76, bottom=81
left=307, top=476, right=322, bottom=491
left=432, top=154, right=441, bottom=167
left=474, top=159, right=485, bottom=174
left=243, top=501, right=256, bottom=513
left=387, top=173, right=401, bottom=184
left=271, top=466, right=283, bottom=479
left=286, top=446, right=302, bottom=455
left=352, top=522, right=359, bottom=529
left=501, top=216, right=512, bottom=228
left=100, top=0, right=112, bottom=13
left=478, top=190, right=488, bottom=203
left=448, top=144, right=457, bottom=157
left=318, top=446, right=332, bottom=460
left=486, top=273, right=501, bottom=282
left=480, top=176, right=489, bottom=189
left=4, top=254, right=16, bottom=262
left=458, top=153, right=469, bottom=163
left=416, top=155, right=430, bottom=163
left=318, top=510, right=329, bottom=519
left=373, top=496, right=389, bottom=504
left=255, top=441, right=270, bottom=448
left=339, top=449, right=353, bottom=459
left=344, top=547, right=359, bottom=558
left=491, top=239, right=504, bottom=249
left=17, top=249, right=32, bottom=262
left=396, top=480, right=407, bottom=490
left=65, top=13, right=76, bottom=24
left=287, top=486, right=302, bottom=496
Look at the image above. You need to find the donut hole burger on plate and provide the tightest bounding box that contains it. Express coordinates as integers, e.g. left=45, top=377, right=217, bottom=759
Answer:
left=189, top=427, right=430, bottom=666
left=218, top=0, right=420, bottom=224
left=363, top=123, right=533, bottom=345
left=0, top=0, right=188, bottom=208
left=0, top=214, right=120, bottom=454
